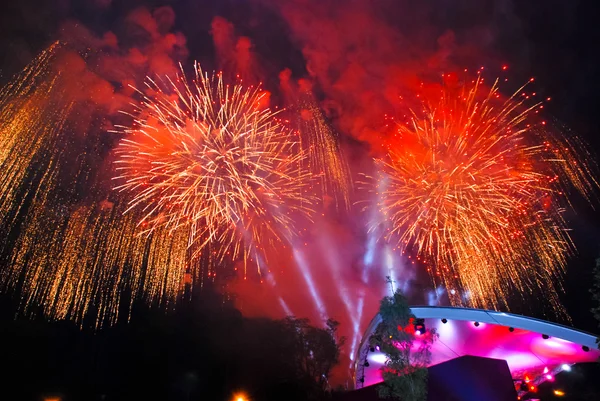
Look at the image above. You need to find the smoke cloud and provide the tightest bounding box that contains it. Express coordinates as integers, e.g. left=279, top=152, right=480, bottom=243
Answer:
left=264, top=0, right=519, bottom=150
left=210, top=16, right=262, bottom=82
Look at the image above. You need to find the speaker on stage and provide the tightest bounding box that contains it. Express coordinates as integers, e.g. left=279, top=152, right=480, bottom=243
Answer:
left=426, top=355, right=517, bottom=401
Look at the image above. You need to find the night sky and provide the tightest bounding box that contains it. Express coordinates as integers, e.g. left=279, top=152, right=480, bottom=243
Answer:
left=1, top=0, right=600, bottom=366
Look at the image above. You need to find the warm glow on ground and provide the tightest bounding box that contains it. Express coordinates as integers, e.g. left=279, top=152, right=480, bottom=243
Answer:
left=233, top=392, right=247, bottom=401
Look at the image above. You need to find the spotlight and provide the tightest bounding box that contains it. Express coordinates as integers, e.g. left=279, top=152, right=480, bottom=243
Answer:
left=441, top=318, right=448, bottom=324
left=413, top=318, right=425, bottom=335
left=474, top=321, right=480, bottom=327
left=542, top=334, right=549, bottom=339
left=561, top=364, right=571, bottom=372
left=375, top=345, right=380, bottom=352
left=369, top=347, right=375, bottom=353
left=364, top=360, right=369, bottom=368
left=509, top=327, right=515, bottom=332
left=583, top=345, right=590, bottom=352
left=546, top=374, right=553, bottom=381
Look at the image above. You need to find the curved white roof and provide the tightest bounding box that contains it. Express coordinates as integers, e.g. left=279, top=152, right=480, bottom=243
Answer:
left=354, top=306, right=600, bottom=390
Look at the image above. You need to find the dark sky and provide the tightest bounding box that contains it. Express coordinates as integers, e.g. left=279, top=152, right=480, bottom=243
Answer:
left=1, top=0, right=600, bottom=332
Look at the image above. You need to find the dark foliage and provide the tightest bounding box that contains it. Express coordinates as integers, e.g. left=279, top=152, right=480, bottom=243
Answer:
left=369, top=289, right=436, bottom=401
left=0, top=289, right=342, bottom=401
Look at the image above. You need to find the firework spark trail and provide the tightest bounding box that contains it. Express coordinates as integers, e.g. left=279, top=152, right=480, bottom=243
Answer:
left=4, top=195, right=196, bottom=326
left=0, top=44, right=140, bottom=326
left=0, top=49, right=209, bottom=326
left=372, top=76, right=597, bottom=314
left=296, top=93, right=352, bottom=209
left=113, top=63, right=315, bottom=276
left=0, top=44, right=74, bottom=227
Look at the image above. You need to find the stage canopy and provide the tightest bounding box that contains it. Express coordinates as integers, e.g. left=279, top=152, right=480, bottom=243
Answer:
left=354, top=307, right=600, bottom=397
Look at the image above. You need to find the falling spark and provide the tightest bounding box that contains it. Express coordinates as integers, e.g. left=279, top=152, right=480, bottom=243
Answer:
left=0, top=42, right=72, bottom=227
left=296, top=92, right=352, bottom=209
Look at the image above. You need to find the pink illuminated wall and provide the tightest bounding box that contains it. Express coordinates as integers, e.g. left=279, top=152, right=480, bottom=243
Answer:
left=359, top=310, right=600, bottom=389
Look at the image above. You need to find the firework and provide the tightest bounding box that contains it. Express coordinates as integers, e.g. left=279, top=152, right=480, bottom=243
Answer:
left=0, top=46, right=204, bottom=326
left=374, top=76, right=597, bottom=313
left=0, top=47, right=318, bottom=326
left=113, top=63, right=315, bottom=275
left=296, top=92, right=352, bottom=209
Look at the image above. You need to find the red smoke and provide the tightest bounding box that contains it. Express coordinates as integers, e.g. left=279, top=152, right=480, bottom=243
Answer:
left=210, top=16, right=261, bottom=83
left=262, top=0, right=502, bottom=153
left=28, top=6, right=191, bottom=198
left=55, top=6, right=188, bottom=116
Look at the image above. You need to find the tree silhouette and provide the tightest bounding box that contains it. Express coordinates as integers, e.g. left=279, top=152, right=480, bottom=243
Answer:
left=369, top=288, right=437, bottom=401
left=0, top=289, right=343, bottom=401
